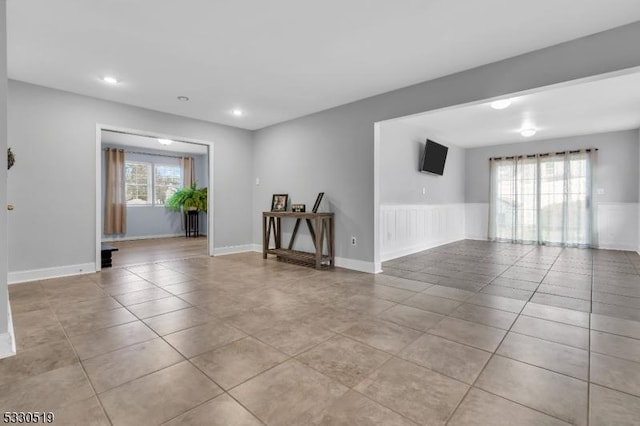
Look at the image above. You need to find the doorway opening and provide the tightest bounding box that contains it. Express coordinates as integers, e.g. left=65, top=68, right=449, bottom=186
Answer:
left=373, top=67, right=640, bottom=271
left=95, top=125, right=215, bottom=270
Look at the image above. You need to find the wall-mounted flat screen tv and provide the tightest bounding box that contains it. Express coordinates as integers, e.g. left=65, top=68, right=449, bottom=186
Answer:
left=420, top=139, right=448, bottom=176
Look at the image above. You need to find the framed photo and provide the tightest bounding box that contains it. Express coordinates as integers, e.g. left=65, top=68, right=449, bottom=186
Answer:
left=292, top=203, right=306, bottom=212
left=271, top=194, right=288, bottom=212
left=312, top=192, right=324, bottom=213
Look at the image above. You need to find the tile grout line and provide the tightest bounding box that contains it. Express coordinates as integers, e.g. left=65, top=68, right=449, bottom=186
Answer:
left=47, top=302, right=115, bottom=426
left=10, top=241, right=640, bottom=424
left=376, top=246, right=636, bottom=417
left=147, top=285, right=350, bottom=425
left=444, top=244, right=541, bottom=425
left=111, top=264, right=580, bottom=426
left=587, top=250, right=595, bottom=426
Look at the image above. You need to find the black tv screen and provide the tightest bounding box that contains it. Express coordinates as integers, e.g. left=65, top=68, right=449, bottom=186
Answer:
left=420, top=139, right=448, bottom=176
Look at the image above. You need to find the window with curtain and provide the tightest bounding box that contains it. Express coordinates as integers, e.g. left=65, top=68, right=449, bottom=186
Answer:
left=125, top=161, right=152, bottom=205
left=154, top=164, right=182, bottom=205
left=124, top=161, right=183, bottom=206
left=489, top=149, right=595, bottom=247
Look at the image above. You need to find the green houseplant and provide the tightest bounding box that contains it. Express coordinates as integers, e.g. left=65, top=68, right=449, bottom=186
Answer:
left=165, top=183, right=208, bottom=213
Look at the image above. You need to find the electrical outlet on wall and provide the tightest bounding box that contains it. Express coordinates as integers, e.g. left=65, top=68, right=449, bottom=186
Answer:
left=422, top=187, right=426, bottom=195
left=351, top=237, right=357, bottom=246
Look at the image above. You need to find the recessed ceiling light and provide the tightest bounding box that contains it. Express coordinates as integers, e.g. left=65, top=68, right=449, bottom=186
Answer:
left=102, top=76, right=119, bottom=85
left=231, top=109, right=243, bottom=117
left=520, top=128, right=537, bottom=137
left=158, top=138, right=173, bottom=146
left=177, top=96, right=189, bottom=101
left=491, top=99, right=511, bottom=110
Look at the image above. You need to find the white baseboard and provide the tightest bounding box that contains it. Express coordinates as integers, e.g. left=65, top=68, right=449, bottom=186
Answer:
left=8, top=262, right=96, bottom=285
left=597, top=243, right=640, bottom=251
left=214, top=244, right=260, bottom=256
left=0, top=301, right=16, bottom=359
left=381, top=236, right=465, bottom=262
left=335, top=257, right=379, bottom=274
left=102, top=233, right=190, bottom=242
left=243, top=243, right=379, bottom=274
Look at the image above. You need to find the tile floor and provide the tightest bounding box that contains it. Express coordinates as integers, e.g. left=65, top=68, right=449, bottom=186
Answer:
left=109, top=237, right=207, bottom=267
left=2, top=240, right=640, bottom=425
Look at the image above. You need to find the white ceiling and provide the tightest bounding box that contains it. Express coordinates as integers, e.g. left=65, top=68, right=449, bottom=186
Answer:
left=8, top=0, right=640, bottom=130
left=395, top=70, right=640, bottom=148
left=101, top=131, right=208, bottom=155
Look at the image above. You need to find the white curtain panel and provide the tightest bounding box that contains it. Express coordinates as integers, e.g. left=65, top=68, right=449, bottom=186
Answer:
left=489, top=150, right=595, bottom=247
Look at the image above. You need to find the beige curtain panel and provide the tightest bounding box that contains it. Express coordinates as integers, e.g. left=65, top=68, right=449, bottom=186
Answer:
left=181, top=156, right=194, bottom=188
left=104, top=148, right=126, bottom=234
left=180, top=156, right=195, bottom=230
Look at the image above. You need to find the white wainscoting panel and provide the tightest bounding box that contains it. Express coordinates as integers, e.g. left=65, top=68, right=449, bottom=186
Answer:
left=596, top=203, right=639, bottom=251
left=380, top=204, right=466, bottom=261
left=465, top=203, right=489, bottom=240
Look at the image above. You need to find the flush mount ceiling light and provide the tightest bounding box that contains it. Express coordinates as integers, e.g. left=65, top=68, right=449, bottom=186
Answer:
left=158, top=138, right=173, bottom=146
left=520, top=128, right=537, bottom=137
left=177, top=96, right=189, bottom=101
left=102, top=76, right=119, bottom=85
left=490, top=99, right=511, bottom=110
left=231, top=109, right=243, bottom=117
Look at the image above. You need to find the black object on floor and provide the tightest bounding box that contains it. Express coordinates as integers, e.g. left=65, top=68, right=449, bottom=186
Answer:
left=101, top=243, right=119, bottom=268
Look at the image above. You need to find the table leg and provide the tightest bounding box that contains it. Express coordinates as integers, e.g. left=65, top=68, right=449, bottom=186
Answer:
left=262, top=215, right=268, bottom=258
left=315, top=215, right=322, bottom=269
left=330, top=216, right=335, bottom=267
left=288, top=219, right=301, bottom=250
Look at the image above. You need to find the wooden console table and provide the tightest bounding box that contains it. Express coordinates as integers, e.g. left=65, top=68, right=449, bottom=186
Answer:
left=262, top=211, right=335, bottom=269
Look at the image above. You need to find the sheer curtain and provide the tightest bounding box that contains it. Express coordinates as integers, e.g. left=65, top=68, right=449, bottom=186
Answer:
left=489, top=150, right=595, bottom=247
left=104, top=148, right=126, bottom=234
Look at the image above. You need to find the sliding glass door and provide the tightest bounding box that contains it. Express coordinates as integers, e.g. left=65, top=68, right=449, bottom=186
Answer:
left=489, top=150, right=594, bottom=247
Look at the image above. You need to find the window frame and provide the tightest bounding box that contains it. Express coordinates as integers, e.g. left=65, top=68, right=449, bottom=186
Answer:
left=125, top=160, right=183, bottom=207
left=153, top=163, right=183, bottom=207
left=125, top=161, right=153, bottom=206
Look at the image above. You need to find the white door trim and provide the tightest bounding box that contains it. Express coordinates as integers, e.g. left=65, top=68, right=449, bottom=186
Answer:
left=95, top=124, right=215, bottom=271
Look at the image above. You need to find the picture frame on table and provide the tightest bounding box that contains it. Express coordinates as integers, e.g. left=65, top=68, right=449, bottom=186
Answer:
left=312, top=192, right=324, bottom=213
left=271, top=194, right=288, bottom=212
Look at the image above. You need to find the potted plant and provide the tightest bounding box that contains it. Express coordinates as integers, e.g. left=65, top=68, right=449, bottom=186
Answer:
left=165, top=183, right=208, bottom=213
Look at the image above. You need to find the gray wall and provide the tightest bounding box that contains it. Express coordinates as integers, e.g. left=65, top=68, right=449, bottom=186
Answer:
left=101, top=146, right=208, bottom=239
left=0, top=0, right=8, bottom=336
left=252, top=22, right=640, bottom=263
left=465, top=129, right=639, bottom=203
left=7, top=81, right=253, bottom=272
left=380, top=120, right=465, bottom=204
